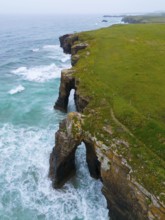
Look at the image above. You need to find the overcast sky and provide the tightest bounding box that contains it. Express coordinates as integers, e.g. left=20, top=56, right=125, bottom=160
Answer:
left=0, top=0, right=165, bottom=15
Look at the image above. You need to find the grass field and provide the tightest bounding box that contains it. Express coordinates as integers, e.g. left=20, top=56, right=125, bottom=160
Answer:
left=73, top=24, right=165, bottom=202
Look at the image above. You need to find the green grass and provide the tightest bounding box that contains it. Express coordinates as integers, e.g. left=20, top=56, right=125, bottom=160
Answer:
left=72, top=24, right=165, bottom=202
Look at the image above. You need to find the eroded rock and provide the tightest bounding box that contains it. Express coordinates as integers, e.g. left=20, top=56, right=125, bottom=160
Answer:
left=55, top=34, right=89, bottom=112
left=49, top=112, right=101, bottom=187
left=51, top=33, right=165, bottom=220
left=59, top=34, right=78, bottom=54
left=71, top=54, right=80, bottom=66
left=49, top=114, right=81, bottom=187
left=71, top=43, right=88, bottom=55
left=74, top=91, right=89, bottom=112
left=54, top=69, right=75, bottom=112
left=49, top=112, right=165, bottom=220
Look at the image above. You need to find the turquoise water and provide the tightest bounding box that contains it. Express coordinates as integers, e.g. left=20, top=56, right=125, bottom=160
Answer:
left=0, top=15, right=121, bottom=220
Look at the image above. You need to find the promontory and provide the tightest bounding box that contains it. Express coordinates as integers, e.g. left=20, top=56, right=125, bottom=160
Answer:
left=49, top=24, right=165, bottom=220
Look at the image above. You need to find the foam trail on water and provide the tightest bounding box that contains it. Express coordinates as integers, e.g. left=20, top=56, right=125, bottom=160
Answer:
left=11, top=64, right=67, bottom=82
left=0, top=124, right=109, bottom=220
left=8, top=85, right=25, bottom=95
left=43, top=45, right=61, bottom=51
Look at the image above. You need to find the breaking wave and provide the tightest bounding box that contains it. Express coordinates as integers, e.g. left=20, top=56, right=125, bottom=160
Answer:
left=0, top=124, right=108, bottom=220
left=8, top=85, right=25, bottom=95
left=11, top=64, right=63, bottom=82
left=43, top=44, right=71, bottom=63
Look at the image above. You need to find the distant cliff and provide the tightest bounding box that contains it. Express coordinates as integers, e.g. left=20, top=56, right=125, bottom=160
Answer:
left=122, top=15, right=165, bottom=23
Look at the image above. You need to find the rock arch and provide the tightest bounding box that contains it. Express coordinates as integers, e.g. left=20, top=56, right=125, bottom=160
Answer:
left=54, top=69, right=75, bottom=112
left=49, top=113, right=101, bottom=188
left=54, top=68, right=89, bottom=113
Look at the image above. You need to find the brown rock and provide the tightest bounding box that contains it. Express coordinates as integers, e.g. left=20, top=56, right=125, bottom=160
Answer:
left=71, top=54, right=80, bottom=66
left=49, top=112, right=165, bottom=220
left=74, top=91, right=89, bottom=112
left=59, top=34, right=78, bottom=54
left=49, top=112, right=100, bottom=188
left=71, top=43, right=88, bottom=55
left=54, top=69, right=75, bottom=112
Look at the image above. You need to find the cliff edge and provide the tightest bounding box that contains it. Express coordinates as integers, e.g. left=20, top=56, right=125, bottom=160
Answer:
left=50, top=25, right=165, bottom=220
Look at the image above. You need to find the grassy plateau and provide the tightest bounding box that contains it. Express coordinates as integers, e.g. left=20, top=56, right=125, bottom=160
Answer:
left=72, top=24, right=165, bottom=202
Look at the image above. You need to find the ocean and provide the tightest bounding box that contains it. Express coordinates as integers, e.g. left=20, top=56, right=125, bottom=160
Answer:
left=0, top=14, right=122, bottom=220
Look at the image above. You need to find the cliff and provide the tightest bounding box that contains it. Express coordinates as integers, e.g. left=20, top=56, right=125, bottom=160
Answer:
left=50, top=25, right=165, bottom=220
left=122, top=15, right=165, bottom=23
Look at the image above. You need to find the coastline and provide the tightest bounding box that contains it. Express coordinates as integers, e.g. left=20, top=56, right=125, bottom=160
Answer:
left=50, top=24, right=165, bottom=219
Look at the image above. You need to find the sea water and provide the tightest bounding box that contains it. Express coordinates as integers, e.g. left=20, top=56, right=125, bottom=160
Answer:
left=0, top=15, right=122, bottom=220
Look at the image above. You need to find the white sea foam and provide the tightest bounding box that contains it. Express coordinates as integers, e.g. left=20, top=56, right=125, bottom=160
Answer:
left=8, top=85, right=25, bottom=95
left=43, top=44, right=61, bottom=51
left=68, top=89, right=76, bottom=112
left=11, top=64, right=64, bottom=82
left=32, top=48, right=39, bottom=52
left=61, top=54, right=70, bottom=63
left=43, top=44, right=71, bottom=63
left=0, top=124, right=109, bottom=220
left=48, top=54, right=70, bottom=63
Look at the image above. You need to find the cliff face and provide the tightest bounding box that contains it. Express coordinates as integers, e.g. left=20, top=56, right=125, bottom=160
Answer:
left=50, top=34, right=165, bottom=220
left=54, top=34, right=89, bottom=112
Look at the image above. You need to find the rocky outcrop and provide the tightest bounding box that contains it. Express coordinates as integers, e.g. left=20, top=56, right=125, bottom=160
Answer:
left=71, top=54, right=80, bottom=66
left=55, top=34, right=89, bottom=112
left=54, top=68, right=89, bottom=112
left=59, top=33, right=88, bottom=56
left=54, top=69, right=75, bottom=112
left=49, top=113, right=81, bottom=187
left=71, top=43, right=88, bottom=55
left=50, top=112, right=165, bottom=220
left=59, top=34, right=78, bottom=54
left=74, top=91, right=89, bottom=112
left=102, top=19, right=108, bottom=22
left=49, top=112, right=100, bottom=188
